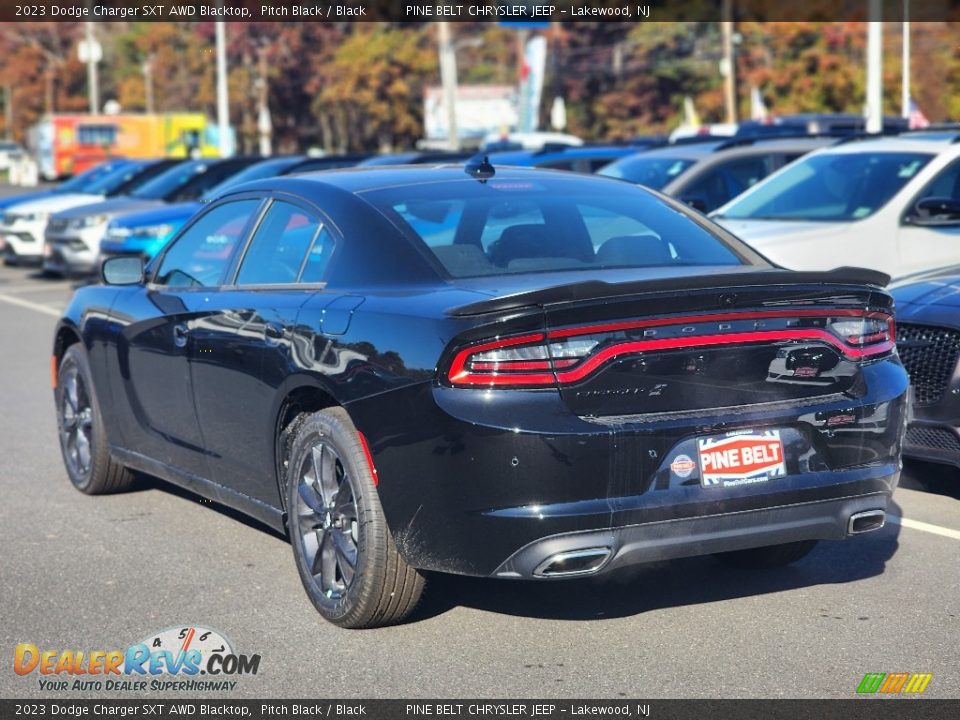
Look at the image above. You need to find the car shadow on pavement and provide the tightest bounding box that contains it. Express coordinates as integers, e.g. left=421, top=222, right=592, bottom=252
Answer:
left=411, top=500, right=903, bottom=623
left=130, top=473, right=288, bottom=542
left=902, top=460, right=960, bottom=501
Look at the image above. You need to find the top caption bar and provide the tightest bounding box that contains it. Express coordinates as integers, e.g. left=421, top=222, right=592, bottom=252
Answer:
left=6, top=0, right=960, bottom=22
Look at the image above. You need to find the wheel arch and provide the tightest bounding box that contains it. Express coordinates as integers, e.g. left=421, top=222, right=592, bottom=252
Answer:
left=52, top=321, right=83, bottom=380
left=272, top=377, right=343, bottom=522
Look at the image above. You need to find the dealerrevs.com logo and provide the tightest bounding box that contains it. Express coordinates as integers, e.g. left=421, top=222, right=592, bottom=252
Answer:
left=13, top=625, right=261, bottom=692
left=856, top=672, right=933, bottom=695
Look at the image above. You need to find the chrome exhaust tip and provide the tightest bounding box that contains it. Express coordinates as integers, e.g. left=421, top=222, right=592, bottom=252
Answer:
left=848, top=509, right=886, bottom=535
left=533, top=548, right=612, bottom=578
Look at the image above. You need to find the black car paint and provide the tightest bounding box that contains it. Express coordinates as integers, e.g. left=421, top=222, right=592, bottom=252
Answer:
left=55, top=168, right=909, bottom=578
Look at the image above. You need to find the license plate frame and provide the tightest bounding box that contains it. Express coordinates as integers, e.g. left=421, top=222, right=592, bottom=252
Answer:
left=696, top=430, right=787, bottom=488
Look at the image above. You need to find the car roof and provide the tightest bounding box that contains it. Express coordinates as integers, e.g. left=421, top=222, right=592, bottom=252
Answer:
left=813, top=135, right=959, bottom=155
left=610, top=136, right=833, bottom=163
left=488, top=145, right=639, bottom=166
left=221, top=164, right=631, bottom=198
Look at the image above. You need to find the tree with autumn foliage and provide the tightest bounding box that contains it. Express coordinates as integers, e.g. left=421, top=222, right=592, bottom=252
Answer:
left=1, top=21, right=959, bottom=152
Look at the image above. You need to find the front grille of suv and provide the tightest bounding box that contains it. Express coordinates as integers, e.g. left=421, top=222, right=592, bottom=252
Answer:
left=905, top=425, right=960, bottom=454
left=897, top=323, right=960, bottom=406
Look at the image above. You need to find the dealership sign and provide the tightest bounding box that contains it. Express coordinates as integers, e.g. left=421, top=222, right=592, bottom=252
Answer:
left=697, top=431, right=786, bottom=487
left=423, top=84, right=519, bottom=140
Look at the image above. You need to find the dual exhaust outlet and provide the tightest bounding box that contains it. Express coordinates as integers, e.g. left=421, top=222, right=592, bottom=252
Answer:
left=848, top=509, right=886, bottom=535
left=531, top=509, right=887, bottom=578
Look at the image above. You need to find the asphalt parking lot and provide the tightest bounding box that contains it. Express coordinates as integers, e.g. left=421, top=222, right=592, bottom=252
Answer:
left=0, top=259, right=958, bottom=700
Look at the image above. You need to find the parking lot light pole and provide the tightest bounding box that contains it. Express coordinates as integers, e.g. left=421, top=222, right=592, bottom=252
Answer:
left=902, top=1, right=910, bottom=119
left=437, top=22, right=459, bottom=151
left=865, top=1, right=883, bottom=134
left=215, top=21, right=231, bottom=157
left=85, top=22, right=99, bottom=114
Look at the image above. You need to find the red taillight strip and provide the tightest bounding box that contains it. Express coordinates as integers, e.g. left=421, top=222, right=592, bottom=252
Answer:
left=546, top=308, right=890, bottom=340
left=448, top=332, right=552, bottom=385
left=470, top=358, right=579, bottom=372
left=552, top=329, right=893, bottom=386
left=447, top=310, right=894, bottom=388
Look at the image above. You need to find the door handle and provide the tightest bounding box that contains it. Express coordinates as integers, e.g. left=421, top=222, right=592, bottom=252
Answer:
left=264, top=322, right=284, bottom=340
left=173, top=323, right=189, bottom=348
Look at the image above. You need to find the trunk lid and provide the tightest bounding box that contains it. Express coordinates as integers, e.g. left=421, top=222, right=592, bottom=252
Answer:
left=445, top=268, right=894, bottom=417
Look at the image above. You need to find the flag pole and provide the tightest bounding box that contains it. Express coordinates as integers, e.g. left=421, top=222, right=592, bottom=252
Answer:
left=902, top=0, right=910, bottom=119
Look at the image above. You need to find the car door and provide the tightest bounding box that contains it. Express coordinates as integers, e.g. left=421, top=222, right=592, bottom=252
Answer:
left=107, top=198, right=262, bottom=480
left=189, top=196, right=339, bottom=506
left=897, top=159, right=960, bottom=275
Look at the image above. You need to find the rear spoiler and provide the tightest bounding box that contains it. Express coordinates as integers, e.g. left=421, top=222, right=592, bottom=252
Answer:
left=447, top=266, right=891, bottom=317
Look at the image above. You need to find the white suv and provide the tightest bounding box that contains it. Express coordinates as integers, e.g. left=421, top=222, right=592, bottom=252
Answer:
left=712, top=134, right=960, bottom=278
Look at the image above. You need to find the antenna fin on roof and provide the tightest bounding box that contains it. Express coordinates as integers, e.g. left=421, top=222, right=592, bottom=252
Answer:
left=465, top=154, right=495, bottom=182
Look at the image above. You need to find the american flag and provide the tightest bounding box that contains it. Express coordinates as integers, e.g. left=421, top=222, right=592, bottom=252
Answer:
left=908, top=97, right=931, bottom=129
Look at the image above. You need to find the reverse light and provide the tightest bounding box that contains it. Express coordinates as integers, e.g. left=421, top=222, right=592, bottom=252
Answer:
left=828, top=316, right=895, bottom=346
left=446, top=309, right=895, bottom=388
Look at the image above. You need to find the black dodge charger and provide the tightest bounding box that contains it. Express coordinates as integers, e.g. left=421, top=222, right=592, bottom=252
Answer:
left=53, top=164, right=908, bottom=628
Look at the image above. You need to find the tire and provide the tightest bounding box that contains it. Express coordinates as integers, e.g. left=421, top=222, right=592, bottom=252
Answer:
left=714, top=540, right=818, bottom=569
left=286, top=407, right=425, bottom=628
left=55, top=344, right=135, bottom=494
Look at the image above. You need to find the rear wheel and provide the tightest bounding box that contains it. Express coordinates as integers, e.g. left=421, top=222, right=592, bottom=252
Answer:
left=714, top=540, right=818, bottom=569
left=56, top=344, right=135, bottom=494
left=286, top=407, right=425, bottom=628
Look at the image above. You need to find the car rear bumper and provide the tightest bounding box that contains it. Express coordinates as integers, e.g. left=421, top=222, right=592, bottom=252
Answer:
left=494, top=489, right=892, bottom=578
left=349, top=358, right=908, bottom=578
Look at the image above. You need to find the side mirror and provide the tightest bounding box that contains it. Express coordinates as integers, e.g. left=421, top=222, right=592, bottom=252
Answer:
left=681, top=196, right=709, bottom=213
left=908, top=196, right=960, bottom=226
left=101, top=256, right=145, bottom=286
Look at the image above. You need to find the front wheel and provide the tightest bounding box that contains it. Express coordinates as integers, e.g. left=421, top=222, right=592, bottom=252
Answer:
left=56, top=344, right=135, bottom=494
left=286, top=407, right=425, bottom=628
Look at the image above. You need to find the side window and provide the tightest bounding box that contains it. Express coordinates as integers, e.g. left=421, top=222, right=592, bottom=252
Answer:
left=918, top=161, right=960, bottom=201
left=155, top=200, right=260, bottom=288
left=683, top=156, right=774, bottom=211
left=173, top=162, right=246, bottom=202
left=300, top=227, right=338, bottom=283
left=236, top=201, right=320, bottom=285
left=589, top=158, right=616, bottom=173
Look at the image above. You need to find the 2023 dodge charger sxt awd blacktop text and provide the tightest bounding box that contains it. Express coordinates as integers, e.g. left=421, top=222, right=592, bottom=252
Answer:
left=52, top=164, right=908, bottom=628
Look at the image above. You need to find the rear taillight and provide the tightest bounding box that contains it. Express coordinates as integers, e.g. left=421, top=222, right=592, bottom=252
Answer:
left=446, top=309, right=895, bottom=388
left=448, top=333, right=564, bottom=387
left=828, top=315, right=895, bottom=347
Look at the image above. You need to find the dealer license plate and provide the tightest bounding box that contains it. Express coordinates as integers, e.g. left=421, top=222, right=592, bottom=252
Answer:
left=697, top=430, right=786, bottom=488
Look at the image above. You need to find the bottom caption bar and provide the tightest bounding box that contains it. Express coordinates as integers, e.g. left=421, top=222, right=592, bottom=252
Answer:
left=2, top=700, right=957, bottom=720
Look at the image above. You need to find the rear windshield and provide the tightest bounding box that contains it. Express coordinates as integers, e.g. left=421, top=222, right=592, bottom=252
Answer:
left=362, top=177, right=748, bottom=278
left=598, top=156, right=696, bottom=189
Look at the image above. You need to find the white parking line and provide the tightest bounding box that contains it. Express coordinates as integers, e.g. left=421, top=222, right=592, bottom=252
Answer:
left=0, top=283, right=71, bottom=294
left=888, top=515, right=960, bottom=541
left=0, top=292, right=61, bottom=318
